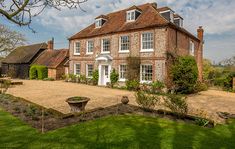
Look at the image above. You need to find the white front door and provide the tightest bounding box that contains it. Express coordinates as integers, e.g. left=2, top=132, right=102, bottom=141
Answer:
left=99, top=64, right=111, bottom=86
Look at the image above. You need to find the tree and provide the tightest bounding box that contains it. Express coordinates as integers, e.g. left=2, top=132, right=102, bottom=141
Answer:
left=171, top=56, right=198, bottom=94
left=203, top=59, right=214, bottom=81
left=0, top=0, right=88, bottom=28
left=0, top=24, right=26, bottom=57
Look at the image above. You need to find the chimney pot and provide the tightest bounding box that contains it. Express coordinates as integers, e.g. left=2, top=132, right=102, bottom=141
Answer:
left=47, top=38, right=54, bottom=50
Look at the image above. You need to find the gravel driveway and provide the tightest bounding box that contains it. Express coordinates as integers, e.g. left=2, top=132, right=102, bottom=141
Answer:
left=7, top=80, right=136, bottom=114
left=6, top=80, right=235, bottom=123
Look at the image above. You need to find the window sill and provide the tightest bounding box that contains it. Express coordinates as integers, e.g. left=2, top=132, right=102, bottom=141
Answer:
left=74, top=53, right=80, bottom=56
left=101, top=51, right=110, bottom=54
left=119, top=50, right=129, bottom=54
left=119, top=79, right=126, bottom=82
left=140, top=49, right=154, bottom=53
left=86, top=52, right=93, bottom=55
left=140, top=80, right=152, bottom=84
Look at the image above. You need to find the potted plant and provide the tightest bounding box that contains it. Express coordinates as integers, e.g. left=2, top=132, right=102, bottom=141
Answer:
left=66, top=96, right=90, bottom=112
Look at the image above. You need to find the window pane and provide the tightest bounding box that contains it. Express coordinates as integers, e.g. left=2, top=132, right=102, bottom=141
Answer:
left=87, top=64, right=93, bottom=77
left=75, top=64, right=80, bottom=75
left=102, top=39, right=110, bottom=52
left=142, top=33, right=153, bottom=50
left=87, top=41, right=94, bottom=53
left=120, top=36, right=130, bottom=51
left=119, top=65, right=127, bottom=79
left=141, top=65, right=153, bottom=81
left=75, top=42, right=80, bottom=54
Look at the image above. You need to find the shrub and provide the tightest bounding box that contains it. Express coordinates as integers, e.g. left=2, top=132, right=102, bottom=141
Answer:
left=92, top=70, right=99, bottom=85
left=43, top=78, right=55, bottom=81
left=80, top=75, right=87, bottom=84
left=68, top=74, right=77, bottom=82
left=163, top=94, right=188, bottom=117
left=195, top=118, right=210, bottom=127
left=151, top=81, right=165, bottom=93
left=223, top=72, right=235, bottom=91
left=37, top=65, right=48, bottom=80
left=194, top=81, right=208, bottom=93
left=0, top=79, right=11, bottom=94
left=135, top=91, right=160, bottom=111
left=30, top=65, right=48, bottom=80
left=110, top=69, right=119, bottom=87
left=29, top=65, right=37, bottom=79
left=171, top=56, right=198, bottom=94
left=126, top=80, right=140, bottom=91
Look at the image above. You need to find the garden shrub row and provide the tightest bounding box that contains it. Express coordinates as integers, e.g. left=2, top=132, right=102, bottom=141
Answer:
left=29, top=65, right=48, bottom=80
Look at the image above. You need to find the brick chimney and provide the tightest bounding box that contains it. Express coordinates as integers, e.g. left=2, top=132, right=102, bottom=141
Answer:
left=47, top=38, right=54, bottom=50
left=197, top=26, right=204, bottom=82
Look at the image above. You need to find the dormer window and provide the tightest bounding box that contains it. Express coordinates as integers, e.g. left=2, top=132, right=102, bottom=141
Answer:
left=159, top=8, right=174, bottom=23
left=95, top=19, right=102, bottom=28
left=174, top=17, right=183, bottom=27
left=126, top=9, right=141, bottom=22
left=95, top=15, right=107, bottom=28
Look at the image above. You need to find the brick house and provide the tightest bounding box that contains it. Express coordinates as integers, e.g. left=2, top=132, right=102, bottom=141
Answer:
left=32, top=40, right=69, bottom=79
left=68, top=3, right=204, bottom=86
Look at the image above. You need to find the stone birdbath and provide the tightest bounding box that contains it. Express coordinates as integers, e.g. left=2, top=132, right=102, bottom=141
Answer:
left=66, top=96, right=90, bottom=112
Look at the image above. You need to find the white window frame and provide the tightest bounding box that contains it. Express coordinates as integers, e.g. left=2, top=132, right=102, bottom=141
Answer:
left=126, top=10, right=136, bottom=22
left=119, top=35, right=130, bottom=53
left=119, top=64, right=127, bottom=82
left=86, top=40, right=94, bottom=55
left=141, top=32, right=154, bottom=52
left=95, top=19, right=102, bottom=28
left=189, top=40, right=195, bottom=56
left=101, top=39, right=111, bottom=54
left=86, top=64, right=93, bottom=78
left=74, top=63, right=81, bottom=75
left=74, top=41, right=80, bottom=55
left=140, top=64, right=153, bottom=83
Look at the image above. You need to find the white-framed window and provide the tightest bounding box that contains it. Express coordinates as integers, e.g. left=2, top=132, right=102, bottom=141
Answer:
left=119, top=36, right=130, bottom=52
left=86, top=40, right=94, bottom=54
left=74, top=64, right=81, bottom=75
left=140, top=64, right=153, bottom=83
left=74, top=42, right=80, bottom=55
left=126, top=10, right=135, bottom=22
left=95, top=19, right=102, bottom=28
left=101, top=39, right=110, bottom=53
left=189, top=41, right=195, bottom=56
left=141, top=32, right=154, bottom=52
left=119, top=65, right=127, bottom=81
left=86, top=64, right=93, bottom=78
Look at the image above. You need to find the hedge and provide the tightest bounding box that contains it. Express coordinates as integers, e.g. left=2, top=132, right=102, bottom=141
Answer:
left=29, top=66, right=37, bottom=80
left=29, top=65, right=48, bottom=80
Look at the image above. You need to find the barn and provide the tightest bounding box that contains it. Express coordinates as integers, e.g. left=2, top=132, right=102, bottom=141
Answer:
left=1, top=43, right=47, bottom=79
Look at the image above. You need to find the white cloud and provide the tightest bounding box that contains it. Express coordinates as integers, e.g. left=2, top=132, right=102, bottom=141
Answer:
left=37, top=0, right=235, bottom=36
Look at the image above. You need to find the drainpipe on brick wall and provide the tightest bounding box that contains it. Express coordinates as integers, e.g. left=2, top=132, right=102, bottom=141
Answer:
left=197, top=26, right=204, bottom=82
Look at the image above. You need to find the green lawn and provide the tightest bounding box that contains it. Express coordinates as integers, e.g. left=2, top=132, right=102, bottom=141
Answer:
left=0, top=108, right=234, bottom=149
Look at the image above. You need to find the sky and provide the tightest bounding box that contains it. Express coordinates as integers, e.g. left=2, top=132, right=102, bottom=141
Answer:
left=1, top=0, right=235, bottom=63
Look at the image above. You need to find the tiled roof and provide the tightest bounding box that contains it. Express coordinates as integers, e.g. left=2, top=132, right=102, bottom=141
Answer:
left=2, top=43, right=47, bottom=64
left=69, top=3, right=199, bottom=41
left=69, top=3, right=168, bottom=40
left=32, top=49, right=69, bottom=68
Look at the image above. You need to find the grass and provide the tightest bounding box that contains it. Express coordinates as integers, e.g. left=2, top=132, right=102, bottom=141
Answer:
left=0, top=108, right=235, bottom=149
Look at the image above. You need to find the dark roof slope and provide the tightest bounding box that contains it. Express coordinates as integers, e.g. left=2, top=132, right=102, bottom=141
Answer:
left=32, top=49, right=69, bottom=69
left=69, top=3, right=169, bottom=40
left=2, top=43, right=47, bottom=64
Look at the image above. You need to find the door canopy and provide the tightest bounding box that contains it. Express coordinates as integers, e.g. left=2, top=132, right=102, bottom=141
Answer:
left=95, top=54, right=113, bottom=62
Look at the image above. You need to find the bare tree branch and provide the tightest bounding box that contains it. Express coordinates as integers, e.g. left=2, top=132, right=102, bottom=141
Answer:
left=0, top=0, right=88, bottom=30
left=0, top=24, right=26, bottom=57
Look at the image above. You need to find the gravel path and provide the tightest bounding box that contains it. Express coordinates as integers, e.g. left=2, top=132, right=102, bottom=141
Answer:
left=6, top=80, right=235, bottom=123
left=7, top=80, right=136, bottom=114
